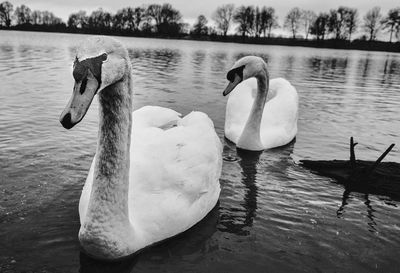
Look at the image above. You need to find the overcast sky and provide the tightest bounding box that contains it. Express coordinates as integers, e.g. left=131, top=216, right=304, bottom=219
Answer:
left=9, top=0, right=400, bottom=37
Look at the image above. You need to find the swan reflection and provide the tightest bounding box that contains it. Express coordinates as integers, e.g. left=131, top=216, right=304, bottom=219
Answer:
left=219, top=139, right=295, bottom=236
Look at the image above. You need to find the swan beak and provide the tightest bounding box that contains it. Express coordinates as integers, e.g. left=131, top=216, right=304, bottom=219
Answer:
left=223, top=74, right=241, bottom=96
left=59, top=72, right=99, bottom=129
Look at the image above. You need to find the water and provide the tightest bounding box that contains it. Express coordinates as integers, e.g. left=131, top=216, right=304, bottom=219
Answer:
left=1, top=30, right=400, bottom=272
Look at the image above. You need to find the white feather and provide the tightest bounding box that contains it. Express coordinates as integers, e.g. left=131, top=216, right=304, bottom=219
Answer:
left=79, top=106, right=222, bottom=251
left=225, top=77, right=298, bottom=149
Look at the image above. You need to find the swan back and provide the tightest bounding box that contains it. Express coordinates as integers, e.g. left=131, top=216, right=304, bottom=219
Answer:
left=128, top=109, right=222, bottom=247
left=76, top=36, right=128, bottom=61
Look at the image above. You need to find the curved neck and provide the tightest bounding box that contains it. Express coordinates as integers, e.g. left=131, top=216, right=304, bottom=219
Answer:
left=238, top=75, right=268, bottom=151
left=87, top=72, right=133, bottom=224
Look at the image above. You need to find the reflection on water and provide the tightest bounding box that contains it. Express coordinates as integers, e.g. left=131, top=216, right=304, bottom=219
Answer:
left=1, top=31, right=400, bottom=272
left=219, top=142, right=262, bottom=236
left=337, top=190, right=378, bottom=233
left=236, top=149, right=261, bottom=230
left=80, top=252, right=138, bottom=273
left=220, top=140, right=296, bottom=237
left=130, top=48, right=182, bottom=94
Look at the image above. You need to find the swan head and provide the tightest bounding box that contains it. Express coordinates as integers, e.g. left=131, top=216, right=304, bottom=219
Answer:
left=60, top=36, right=130, bottom=129
left=223, top=56, right=269, bottom=96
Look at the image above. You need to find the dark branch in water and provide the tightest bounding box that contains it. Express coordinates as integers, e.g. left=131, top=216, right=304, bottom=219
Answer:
left=366, top=143, right=395, bottom=177
left=300, top=138, right=399, bottom=201
left=350, top=137, right=358, bottom=168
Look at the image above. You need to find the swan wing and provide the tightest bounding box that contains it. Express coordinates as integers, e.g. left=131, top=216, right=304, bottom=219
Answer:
left=260, top=78, right=299, bottom=148
left=129, top=107, right=222, bottom=247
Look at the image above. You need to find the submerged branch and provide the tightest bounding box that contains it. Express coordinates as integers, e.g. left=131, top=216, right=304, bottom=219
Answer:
left=366, top=143, right=395, bottom=177
left=350, top=136, right=358, bottom=168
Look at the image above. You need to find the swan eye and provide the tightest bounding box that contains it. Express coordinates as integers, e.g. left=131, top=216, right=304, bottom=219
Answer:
left=227, top=65, right=245, bottom=82
left=80, top=78, right=88, bottom=94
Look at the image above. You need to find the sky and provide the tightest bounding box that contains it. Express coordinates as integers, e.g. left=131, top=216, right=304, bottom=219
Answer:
left=8, top=0, right=400, bottom=38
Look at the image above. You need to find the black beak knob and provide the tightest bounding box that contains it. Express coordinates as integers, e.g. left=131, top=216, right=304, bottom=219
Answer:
left=60, top=113, right=74, bottom=129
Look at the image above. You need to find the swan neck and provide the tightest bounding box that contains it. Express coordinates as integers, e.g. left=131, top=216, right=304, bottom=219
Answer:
left=238, top=75, right=268, bottom=150
left=79, top=67, right=138, bottom=259
left=90, top=73, right=133, bottom=222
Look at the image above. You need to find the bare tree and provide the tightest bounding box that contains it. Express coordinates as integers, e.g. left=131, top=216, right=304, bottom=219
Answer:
left=68, top=11, right=88, bottom=29
left=14, top=4, right=32, bottom=25
left=346, top=8, right=358, bottom=40
left=381, top=8, right=400, bottom=42
left=31, top=10, right=42, bottom=25
left=328, top=7, right=357, bottom=40
left=284, top=7, right=302, bottom=39
left=212, top=4, right=234, bottom=36
left=192, top=14, right=208, bottom=36
left=328, top=8, right=344, bottom=39
left=41, top=11, right=62, bottom=25
left=301, top=10, right=316, bottom=40
left=133, top=7, right=145, bottom=31
left=264, top=7, right=278, bottom=38
left=88, top=8, right=112, bottom=31
left=146, top=3, right=183, bottom=35
left=258, top=7, right=267, bottom=37
left=0, top=1, right=13, bottom=27
left=254, top=6, right=261, bottom=37
left=233, top=5, right=255, bottom=37
left=146, top=4, right=162, bottom=27
left=114, top=7, right=136, bottom=31
left=256, top=6, right=278, bottom=38
left=363, top=7, right=382, bottom=41
left=310, top=13, right=329, bottom=40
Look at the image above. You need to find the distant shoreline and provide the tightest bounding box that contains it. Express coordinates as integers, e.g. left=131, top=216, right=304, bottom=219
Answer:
left=2, top=27, right=400, bottom=54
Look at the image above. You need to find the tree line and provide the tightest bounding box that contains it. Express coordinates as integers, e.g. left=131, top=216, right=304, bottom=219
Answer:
left=1, top=1, right=400, bottom=42
left=286, top=6, right=400, bottom=42
left=0, top=2, right=63, bottom=27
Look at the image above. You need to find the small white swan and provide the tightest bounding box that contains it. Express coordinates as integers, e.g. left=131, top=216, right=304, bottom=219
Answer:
left=59, top=37, right=222, bottom=260
left=222, top=56, right=299, bottom=151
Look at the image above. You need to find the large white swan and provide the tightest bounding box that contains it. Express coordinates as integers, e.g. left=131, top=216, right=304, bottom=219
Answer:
left=59, top=37, right=222, bottom=260
left=223, top=56, right=299, bottom=151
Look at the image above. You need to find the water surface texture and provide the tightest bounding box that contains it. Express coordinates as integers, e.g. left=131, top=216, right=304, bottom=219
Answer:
left=1, top=31, right=400, bottom=272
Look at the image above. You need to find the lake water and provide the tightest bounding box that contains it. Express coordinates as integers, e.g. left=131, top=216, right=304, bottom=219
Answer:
left=1, top=30, right=400, bottom=272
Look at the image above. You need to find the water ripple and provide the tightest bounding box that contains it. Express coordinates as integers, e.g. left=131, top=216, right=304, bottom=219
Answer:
left=0, top=30, right=400, bottom=272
